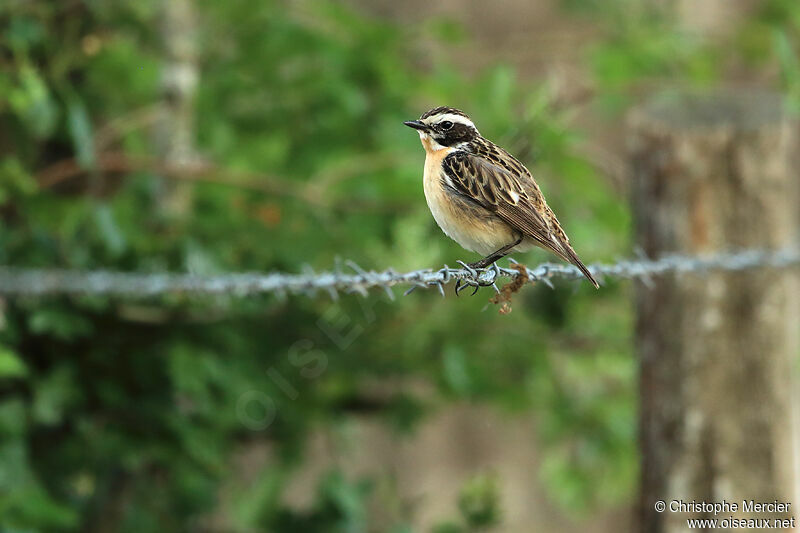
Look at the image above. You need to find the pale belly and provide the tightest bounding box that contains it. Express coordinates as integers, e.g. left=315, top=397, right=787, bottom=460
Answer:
left=423, top=154, right=531, bottom=257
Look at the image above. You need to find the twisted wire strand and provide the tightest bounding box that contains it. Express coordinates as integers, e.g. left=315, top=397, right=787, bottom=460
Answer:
left=0, top=248, right=797, bottom=299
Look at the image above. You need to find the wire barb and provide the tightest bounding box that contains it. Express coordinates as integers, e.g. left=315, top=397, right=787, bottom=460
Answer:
left=0, top=248, right=797, bottom=298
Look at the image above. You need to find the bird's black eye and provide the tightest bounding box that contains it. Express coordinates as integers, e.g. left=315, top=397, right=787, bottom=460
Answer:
left=440, top=121, right=453, bottom=130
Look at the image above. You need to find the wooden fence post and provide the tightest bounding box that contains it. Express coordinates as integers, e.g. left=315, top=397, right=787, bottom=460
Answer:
left=629, top=90, right=799, bottom=533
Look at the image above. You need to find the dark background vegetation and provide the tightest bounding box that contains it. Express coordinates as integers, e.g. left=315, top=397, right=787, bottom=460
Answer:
left=1, top=0, right=798, bottom=531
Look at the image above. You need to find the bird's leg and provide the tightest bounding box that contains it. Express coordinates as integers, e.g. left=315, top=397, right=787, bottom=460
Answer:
left=455, top=236, right=523, bottom=295
left=468, top=236, right=523, bottom=269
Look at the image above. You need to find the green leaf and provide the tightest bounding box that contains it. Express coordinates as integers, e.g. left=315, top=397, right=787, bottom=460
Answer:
left=457, top=474, right=501, bottom=528
left=0, top=399, right=26, bottom=436
left=431, top=523, right=464, bottom=533
left=32, top=367, right=79, bottom=426
left=67, top=97, right=96, bottom=169
left=8, top=65, right=58, bottom=138
left=7, top=16, right=46, bottom=50
left=0, top=157, right=38, bottom=203
left=773, top=29, right=800, bottom=113
left=0, top=347, right=27, bottom=378
left=94, top=203, right=127, bottom=256
left=29, top=307, right=93, bottom=340
left=0, top=441, right=79, bottom=529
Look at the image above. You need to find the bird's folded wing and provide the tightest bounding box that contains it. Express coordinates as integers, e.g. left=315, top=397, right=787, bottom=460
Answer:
left=442, top=151, right=572, bottom=263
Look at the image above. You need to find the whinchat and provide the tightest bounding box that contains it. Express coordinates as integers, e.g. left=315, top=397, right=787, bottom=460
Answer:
left=405, top=106, right=599, bottom=289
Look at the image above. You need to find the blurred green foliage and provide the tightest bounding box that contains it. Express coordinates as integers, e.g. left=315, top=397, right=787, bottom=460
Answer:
left=0, top=0, right=797, bottom=531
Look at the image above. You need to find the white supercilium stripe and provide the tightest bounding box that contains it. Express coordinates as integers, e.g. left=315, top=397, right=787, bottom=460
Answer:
left=423, top=113, right=475, bottom=129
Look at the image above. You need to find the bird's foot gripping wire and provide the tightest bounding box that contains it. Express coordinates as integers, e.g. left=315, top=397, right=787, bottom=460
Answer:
left=454, top=261, right=500, bottom=296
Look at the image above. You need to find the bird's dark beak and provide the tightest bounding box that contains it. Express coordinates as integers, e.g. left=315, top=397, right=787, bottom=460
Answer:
left=404, top=120, right=428, bottom=131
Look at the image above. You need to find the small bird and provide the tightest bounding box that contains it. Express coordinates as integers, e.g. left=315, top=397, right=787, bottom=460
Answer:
left=405, top=106, right=599, bottom=289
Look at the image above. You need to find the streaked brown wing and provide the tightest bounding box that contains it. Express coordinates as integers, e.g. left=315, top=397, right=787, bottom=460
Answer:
left=443, top=150, right=600, bottom=288
left=442, top=151, right=568, bottom=260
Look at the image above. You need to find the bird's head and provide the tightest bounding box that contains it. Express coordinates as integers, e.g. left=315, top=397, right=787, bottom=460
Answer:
left=404, top=106, right=479, bottom=150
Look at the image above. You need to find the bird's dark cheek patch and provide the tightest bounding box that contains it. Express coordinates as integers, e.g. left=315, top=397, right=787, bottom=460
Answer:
left=437, top=131, right=471, bottom=147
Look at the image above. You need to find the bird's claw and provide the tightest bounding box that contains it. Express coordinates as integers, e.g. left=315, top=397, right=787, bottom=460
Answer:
left=454, top=263, right=498, bottom=296
left=454, top=278, right=474, bottom=296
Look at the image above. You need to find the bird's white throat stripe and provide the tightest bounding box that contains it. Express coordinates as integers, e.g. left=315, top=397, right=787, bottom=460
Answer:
left=419, top=132, right=448, bottom=152
left=423, top=113, right=475, bottom=129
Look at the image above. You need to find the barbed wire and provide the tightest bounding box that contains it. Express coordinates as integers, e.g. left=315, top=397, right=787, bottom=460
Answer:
left=0, top=247, right=797, bottom=300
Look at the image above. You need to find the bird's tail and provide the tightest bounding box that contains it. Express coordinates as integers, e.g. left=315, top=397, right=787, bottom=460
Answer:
left=561, top=244, right=599, bottom=289
left=548, top=239, right=600, bottom=289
